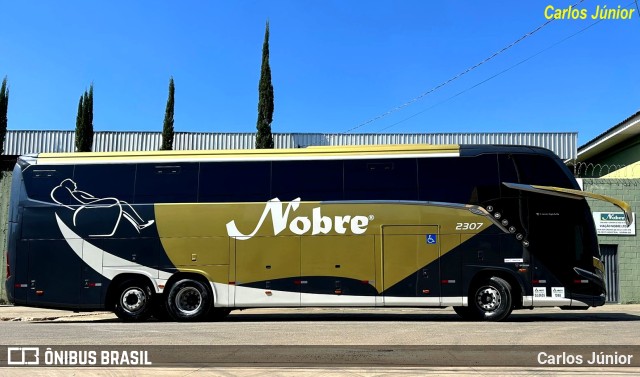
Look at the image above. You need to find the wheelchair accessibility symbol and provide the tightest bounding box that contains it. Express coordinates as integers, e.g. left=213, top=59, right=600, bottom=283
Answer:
left=426, top=234, right=437, bottom=244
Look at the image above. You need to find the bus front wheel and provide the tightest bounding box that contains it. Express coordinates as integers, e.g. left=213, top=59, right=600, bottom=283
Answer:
left=113, top=279, right=154, bottom=322
left=468, top=277, right=513, bottom=321
left=166, top=279, right=213, bottom=321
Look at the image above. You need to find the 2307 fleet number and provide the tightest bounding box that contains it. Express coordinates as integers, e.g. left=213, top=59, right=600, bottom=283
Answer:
left=455, top=222, right=484, bottom=231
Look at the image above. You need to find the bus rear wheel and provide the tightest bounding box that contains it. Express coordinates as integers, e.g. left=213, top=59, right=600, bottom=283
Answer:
left=113, top=279, right=154, bottom=322
left=166, top=279, right=213, bottom=321
left=468, top=277, right=513, bottom=321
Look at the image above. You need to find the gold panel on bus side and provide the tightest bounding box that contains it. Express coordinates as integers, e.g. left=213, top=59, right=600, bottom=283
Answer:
left=235, top=236, right=300, bottom=284
left=154, top=204, right=227, bottom=238
left=300, top=235, right=375, bottom=283
left=382, top=225, right=439, bottom=291
left=159, top=237, right=229, bottom=266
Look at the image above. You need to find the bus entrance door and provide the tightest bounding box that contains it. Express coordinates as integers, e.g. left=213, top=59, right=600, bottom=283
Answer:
left=382, top=225, right=441, bottom=306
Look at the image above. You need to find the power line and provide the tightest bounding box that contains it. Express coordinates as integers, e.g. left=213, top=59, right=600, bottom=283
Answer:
left=376, top=18, right=603, bottom=133
left=376, top=0, right=638, bottom=132
left=342, top=0, right=587, bottom=134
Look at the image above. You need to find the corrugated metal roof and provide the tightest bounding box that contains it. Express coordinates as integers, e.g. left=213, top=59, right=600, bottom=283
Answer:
left=2, top=130, right=577, bottom=159
left=578, top=110, right=640, bottom=152
left=576, top=111, right=640, bottom=162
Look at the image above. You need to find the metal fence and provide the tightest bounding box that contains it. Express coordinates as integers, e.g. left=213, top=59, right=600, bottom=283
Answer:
left=3, top=131, right=578, bottom=160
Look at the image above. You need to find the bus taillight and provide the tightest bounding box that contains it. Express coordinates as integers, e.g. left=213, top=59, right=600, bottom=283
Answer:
left=5, top=251, right=9, bottom=279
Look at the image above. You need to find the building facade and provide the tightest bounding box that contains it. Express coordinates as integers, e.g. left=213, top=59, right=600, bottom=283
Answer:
left=575, top=111, right=640, bottom=304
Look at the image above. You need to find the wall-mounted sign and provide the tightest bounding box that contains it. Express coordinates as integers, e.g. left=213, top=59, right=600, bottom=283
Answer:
left=592, top=212, right=636, bottom=235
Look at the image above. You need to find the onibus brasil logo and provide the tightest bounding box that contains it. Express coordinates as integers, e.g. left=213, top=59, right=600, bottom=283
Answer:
left=226, top=198, right=372, bottom=240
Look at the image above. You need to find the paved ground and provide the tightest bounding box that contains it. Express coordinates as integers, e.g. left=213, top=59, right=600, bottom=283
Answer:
left=0, top=305, right=113, bottom=322
left=3, top=303, right=640, bottom=322
left=1, top=304, right=640, bottom=376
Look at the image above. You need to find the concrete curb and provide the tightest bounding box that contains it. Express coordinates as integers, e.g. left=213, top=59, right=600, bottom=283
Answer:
left=0, top=305, right=113, bottom=322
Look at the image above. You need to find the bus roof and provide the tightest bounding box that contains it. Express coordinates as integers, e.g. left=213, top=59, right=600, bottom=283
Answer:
left=24, top=144, right=554, bottom=165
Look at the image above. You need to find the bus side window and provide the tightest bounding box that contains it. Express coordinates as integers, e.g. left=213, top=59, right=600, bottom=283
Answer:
left=272, top=160, right=343, bottom=201
left=73, top=164, right=136, bottom=203
left=344, top=158, right=418, bottom=200
left=511, top=154, right=576, bottom=188
left=135, top=163, right=198, bottom=204
left=418, top=155, right=499, bottom=205
left=22, top=165, right=75, bottom=203
left=199, top=161, right=271, bottom=203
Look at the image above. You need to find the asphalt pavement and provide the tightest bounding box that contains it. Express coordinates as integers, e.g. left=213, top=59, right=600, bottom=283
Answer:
left=2, top=304, right=640, bottom=376
left=3, top=303, right=640, bottom=322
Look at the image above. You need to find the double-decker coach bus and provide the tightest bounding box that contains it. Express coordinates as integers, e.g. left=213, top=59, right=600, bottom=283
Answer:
left=4, top=144, right=631, bottom=321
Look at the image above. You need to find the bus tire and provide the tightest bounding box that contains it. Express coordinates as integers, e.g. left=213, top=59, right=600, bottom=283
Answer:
left=113, top=279, right=154, bottom=322
left=468, top=277, right=513, bottom=321
left=166, top=279, right=213, bottom=321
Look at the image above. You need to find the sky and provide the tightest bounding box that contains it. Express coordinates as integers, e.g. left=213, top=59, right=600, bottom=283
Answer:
left=1, top=0, right=639, bottom=146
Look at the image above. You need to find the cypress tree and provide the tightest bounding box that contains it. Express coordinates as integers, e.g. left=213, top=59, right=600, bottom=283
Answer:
left=0, top=77, right=8, bottom=156
left=255, top=21, right=274, bottom=149
left=75, top=84, right=94, bottom=152
left=161, top=77, right=175, bottom=151
left=75, top=95, right=85, bottom=151
left=84, top=84, right=94, bottom=151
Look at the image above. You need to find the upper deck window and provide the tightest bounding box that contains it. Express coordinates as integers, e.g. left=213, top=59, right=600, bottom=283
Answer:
left=344, top=158, right=418, bottom=200
left=22, top=165, right=75, bottom=203
left=135, top=163, right=199, bottom=204
left=499, top=154, right=576, bottom=189
left=272, top=160, right=343, bottom=201
left=73, top=164, right=136, bottom=203
left=199, top=161, right=271, bottom=203
left=418, top=155, right=499, bottom=205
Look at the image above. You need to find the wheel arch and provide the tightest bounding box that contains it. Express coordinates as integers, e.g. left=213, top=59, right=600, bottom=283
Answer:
left=105, top=273, right=156, bottom=311
left=466, top=268, right=524, bottom=309
left=164, top=271, right=216, bottom=305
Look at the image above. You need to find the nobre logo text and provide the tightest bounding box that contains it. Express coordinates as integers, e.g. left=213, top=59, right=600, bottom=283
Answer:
left=601, top=213, right=625, bottom=221
left=226, top=198, right=371, bottom=240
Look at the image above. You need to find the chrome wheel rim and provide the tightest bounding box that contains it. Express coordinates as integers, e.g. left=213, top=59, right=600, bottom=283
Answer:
left=121, top=287, right=146, bottom=313
left=175, top=286, right=202, bottom=315
left=476, top=286, right=501, bottom=312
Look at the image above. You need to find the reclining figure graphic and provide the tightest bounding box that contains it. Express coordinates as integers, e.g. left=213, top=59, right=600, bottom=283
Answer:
left=51, top=178, right=154, bottom=237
